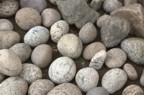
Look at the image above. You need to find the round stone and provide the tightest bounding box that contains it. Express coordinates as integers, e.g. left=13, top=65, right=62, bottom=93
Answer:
left=102, top=68, right=127, bottom=94
left=19, top=63, right=42, bottom=84
left=0, top=19, right=13, bottom=31
left=75, top=67, right=99, bottom=92
left=57, top=34, right=83, bottom=59
left=31, top=44, right=52, bottom=68
left=105, top=48, right=127, bottom=68
left=83, top=42, right=106, bottom=60
left=24, top=26, right=49, bottom=47
left=0, top=73, right=5, bottom=83
left=49, top=57, right=76, bottom=84
left=86, top=87, right=109, bottom=95
left=42, top=8, right=61, bottom=28
left=20, top=0, right=47, bottom=13
left=122, top=85, right=144, bottom=95
left=79, top=22, right=97, bottom=44
left=50, top=20, right=69, bottom=43
left=15, top=8, right=41, bottom=30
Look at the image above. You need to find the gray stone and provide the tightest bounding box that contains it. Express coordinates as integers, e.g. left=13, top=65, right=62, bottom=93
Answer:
left=121, top=37, right=144, bottom=65
left=124, top=0, right=137, bottom=6
left=86, top=87, right=109, bottom=95
left=101, top=16, right=130, bottom=48
left=140, top=69, right=144, bottom=86
left=0, top=19, right=13, bottom=31
left=56, top=0, right=100, bottom=29
left=90, top=0, right=105, bottom=10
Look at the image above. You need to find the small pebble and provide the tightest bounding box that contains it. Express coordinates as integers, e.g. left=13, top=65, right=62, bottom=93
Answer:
left=90, top=0, right=105, bottom=10
left=15, top=8, right=41, bottom=30
left=140, top=69, right=144, bottom=86
left=19, top=63, right=43, bottom=84
left=105, top=48, right=127, bottom=68
left=0, top=19, right=13, bottom=31
left=42, top=8, right=61, bottom=28
left=0, top=73, right=5, bottom=83
left=123, top=63, right=138, bottom=80
left=79, top=22, right=97, bottom=44
left=122, top=85, right=144, bottom=95
left=57, top=34, right=83, bottom=59
left=28, top=79, right=54, bottom=95
left=49, top=57, right=76, bottom=84
left=86, top=87, right=109, bottom=95
left=24, top=26, right=49, bottom=47
left=89, top=50, right=107, bottom=70
left=10, top=43, right=32, bottom=62
left=102, top=68, right=127, bottom=94
left=20, top=0, right=47, bottom=13
left=124, top=0, right=137, bottom=6
left=50, top=20, right=69, bottom=43
left=31, top=44, right=52, bottom=68
left=75, top=67, right=99, bottom=92
left=83, top=42, right=106, bottom=60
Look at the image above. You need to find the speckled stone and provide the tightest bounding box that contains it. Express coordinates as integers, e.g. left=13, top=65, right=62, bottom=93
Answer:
left=86, top=87, right=109, bottom=95
left=0, top=19, right=13, bottom=31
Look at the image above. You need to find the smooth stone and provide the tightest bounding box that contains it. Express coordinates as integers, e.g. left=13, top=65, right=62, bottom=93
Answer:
left=0, top=49, right=22, bottom=76
left=122, top=85, right=144, bottom=95
left=111, top=4, right=144, bottom=38
left=0, top=73, right=5, bottom=83
left=31, top=44, right=52, bottom=68
left=0, top=31, right=20, bottom=49
left=102, top=68, right=127, bottom=94
left=121, top=37, right=144, bottom=65
left=50, top=20, right=69, bottom=43
left=83, top=42, right=106, bottom=60
left=57, top=0, right=100, bottom=29
left=49, top=57, right=76, bottom=84
left=140, top=69, right=144, bottom=86
left=86, top=87, right=109, bottom=95
left=0, top=19, right=13, bottom=31
left=89, top=50, right=107, bottom=70
left=57, top=34, right=83, bottom=59
left=105, top=48, right=127, bottom=68
left=47, top=83, right=82, bottom=95
left=20, top=0, right=47, bottom=13
left=0, top=0, right=19, bottom=17
left=101, top=16, right=130, bottom=48
left=24, top=26, right=49, bottom=47
left=75, top=67, right=99, bottom=92
left=15, top=8, right=41, bottom=30
left=42, top=8, right=61, bottom=28
left=0, top=77, right=28, bottom=95
left=123, top=63, right=138, bottom=80
left=79, top=22, right=97, bottom=44
left=10, top=43, right=32, bottom=62
left=124, top=0, right=137, bottom=5
left=90, top=0, right=105, bottom=10
left=28, top=79, right=54, bottom=95
left=19, top=63, right=42, bottom=84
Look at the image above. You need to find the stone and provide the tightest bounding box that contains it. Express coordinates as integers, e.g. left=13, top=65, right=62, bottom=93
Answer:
left=79, top=22, right=97, bottom=44
left=138, top=0, right=144, bottom=6
left=47, top=83, right=82, bottom=95
left=57, top=34, right=83, bottom=59
left=122, top=85, right=144, bottom=95
left=24, top=26, right=49, bottom=47
left=75, top=67, right=99, bottom=92
left=31, top=44, right=52, bottom=68
left=28, top=79, right=54, bottom=95
left=49, top=57, right=76, bottom=84
left=121, top=37, right=144, bottom=65
left=83, top=42, right=106, bottom=60
left=111, top=4, right=144, bottom=38
left=0, top=49, right=22, bottom=76
left=0, top=19, right=13, bottom=31
left=50, top=20, right=69, bottom=43
left=10, top=43, right=32, bottom=62
left=140, top=69, right=144, bottom=86
left=0, top=77, right=28, bottom=95
left=101, top=16, right=130, bottom=48
left=20, top=0, right=47, bottom=13
left=42, top=8, right=61, bottom=28
left=57, top=0, right=100, bottom=29
left=102, top=68, right=127, bottom=94
left=15, top=8, right=41, bottom=30
left=90, top=0, right=105, bottom=10
left=0, top=31, right=20, bottom=49
left=19, top=63, right=42, bottom=84
left=89, top=50, right=107, bottom=70
left=0, top=0, right=19, bottom=17
left=123, top=63, right=138, bottom=80
left=105, top=48, right=127, bottom=68
left=124, top=0, right=137, bottom=5
left=0, top=73, right=5, bottom=83
left=86, top=87, right=109, bottom=95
